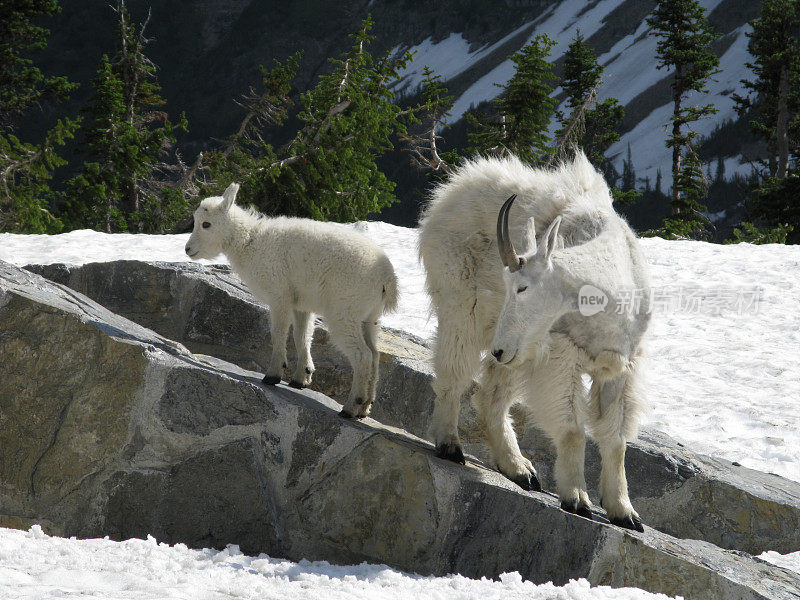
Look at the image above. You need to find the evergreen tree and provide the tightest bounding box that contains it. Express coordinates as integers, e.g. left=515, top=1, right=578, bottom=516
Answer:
left=732, top=0, right=800, bottom=243
left=64, top=2, right=189, bottom=232
left=557, top=31, right=625, bottom=169
left=647, top=0, right=720, bottom=238
left=663, top=146, right=713, bottom=239
left=732, top=0, right=800, bottom=178
left=727, top=220, right=793, bottom=244
left=0, top=0, right=78, bottom=232
left=621, top=144, right=636, bottom=191
left=467, top=34, right=557, bottom=164
left=201, top=53, right=301, bottom=215
left=400, top=66, right=459, bottom=179
left=211, top=16, right=421, bottom=221
left=715, top=155, right=726, bottom=183
left=748, top=173, right=800, bottom=243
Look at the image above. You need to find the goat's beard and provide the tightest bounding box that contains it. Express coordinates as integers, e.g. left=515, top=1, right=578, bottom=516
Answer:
left=520, top=335, right=551, bottom=368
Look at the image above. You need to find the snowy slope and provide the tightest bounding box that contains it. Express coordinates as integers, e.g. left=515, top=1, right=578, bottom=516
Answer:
left=394, top=0, right=755, bottom=187
left=0, top=525, right=677, bottom=600
left=1, top=224, right=798, bottom=484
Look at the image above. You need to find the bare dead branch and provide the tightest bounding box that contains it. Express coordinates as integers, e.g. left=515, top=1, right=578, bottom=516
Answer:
left=547, top=83, right=599, bottom=169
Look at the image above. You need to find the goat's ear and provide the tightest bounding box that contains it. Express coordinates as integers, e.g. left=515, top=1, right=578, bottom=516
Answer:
left=221, top=183, right=240, bottom=211
left=542, top=216, right=562, bottom=262
left=523, top=217, right=537, bottom=255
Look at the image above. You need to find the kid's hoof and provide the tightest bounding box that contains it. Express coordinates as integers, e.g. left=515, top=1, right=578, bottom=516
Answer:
left=435, top=442, right=465, bottom=465
left=288, top=380, right=305, bottom=389
left=561, top=499, right=593, bottom=520
left=339, top=408, right=355, bottom=419
left=506, top=471, right=541, bottom=492
left=610, top=514, right=644, bottom=532
left=262, top=374, right=281, bottom=385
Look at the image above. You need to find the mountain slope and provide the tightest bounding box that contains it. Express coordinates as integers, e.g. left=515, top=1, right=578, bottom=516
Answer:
left=30, top=0, right=765, bottom=228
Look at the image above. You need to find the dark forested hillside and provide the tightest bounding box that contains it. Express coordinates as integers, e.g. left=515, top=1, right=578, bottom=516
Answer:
left=24, top=0, right=772, bottom=230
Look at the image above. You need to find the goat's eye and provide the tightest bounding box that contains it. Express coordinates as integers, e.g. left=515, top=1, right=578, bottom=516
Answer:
left=202, top=221, right=211, bottom=229
left=516, top=285, right=528, bottom=294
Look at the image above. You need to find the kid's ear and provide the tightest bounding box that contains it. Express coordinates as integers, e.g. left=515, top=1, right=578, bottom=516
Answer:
left=221, top=183, right=240, bottom=211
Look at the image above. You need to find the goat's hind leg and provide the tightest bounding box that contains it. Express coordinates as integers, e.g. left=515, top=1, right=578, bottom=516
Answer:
left=429, top=318, right=482, bottom=465
left=329, top=319, right=374, bottom=419
left=289, top=310, right=315, bottom=389
left=263, top=300, right=292, bottom=385
left=363, top=319, right=381, bottom=411
left=474, top=359, right=540, bottom=491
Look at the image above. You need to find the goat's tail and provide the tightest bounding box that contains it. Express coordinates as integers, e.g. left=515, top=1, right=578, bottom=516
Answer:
left=381, top=264, right=399, bottom=314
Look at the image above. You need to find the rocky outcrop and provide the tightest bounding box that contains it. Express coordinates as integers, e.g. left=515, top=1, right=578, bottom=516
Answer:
left=27, top=259, right=800, bottom=557
left=2, top=259, right=800, bottom=600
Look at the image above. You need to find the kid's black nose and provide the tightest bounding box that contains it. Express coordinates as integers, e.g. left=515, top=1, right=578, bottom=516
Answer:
left=492, top=348, right=504, bottom=361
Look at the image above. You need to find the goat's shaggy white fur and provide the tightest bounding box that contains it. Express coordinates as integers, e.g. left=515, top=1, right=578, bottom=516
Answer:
left=186, top=184, right=398, bottom=418
left=419, top=152, right=650, bottom=529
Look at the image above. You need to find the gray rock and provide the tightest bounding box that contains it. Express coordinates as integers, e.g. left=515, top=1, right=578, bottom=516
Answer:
left=26, top=260, right=800, bottom=556
left=2, top=259, right=800, bottom=599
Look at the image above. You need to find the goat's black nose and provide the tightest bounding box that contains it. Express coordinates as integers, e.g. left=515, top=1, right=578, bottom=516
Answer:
left=492, top=348, right=503, bottom=361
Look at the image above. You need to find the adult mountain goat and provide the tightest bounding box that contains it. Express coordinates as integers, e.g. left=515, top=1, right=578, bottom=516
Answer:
left=419, top=153, right=650, bottom=531
left=186, top=183, right=398, bottom=418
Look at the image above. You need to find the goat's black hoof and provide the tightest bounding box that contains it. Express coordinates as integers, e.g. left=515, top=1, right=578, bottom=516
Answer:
left=339, top=408, right=355, bottom=419
left=610, top=514, right=644, bottom=532
left=288, top=380, right=304, bottom=389
left=262, top=374, right=281, bottom=385
left=561, top=499, right=593, bottom=520
left=435, top=442, right=465, bottom=465
left=506, top=471, right=541, bottom=492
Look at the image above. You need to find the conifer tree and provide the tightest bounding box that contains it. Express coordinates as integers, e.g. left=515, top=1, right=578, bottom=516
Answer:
left=647, top=0, right=720, bottom=238
left=732, top=0, right=800, bottom=243
left=212, top=16, right=421, bottom=221
left=0, top=0, right=78, bottom=232
left=663, top=147, right=713, bottom=239
left=400, top=66, right=459, bottom=178
left=200, top=53, right=301, bottom=216
left=64, top=1, right=189, bottom=232
left=467, top=34, right=557, bottom=164
left=733, top=0, right=800, bottom=178
left=621, top=144, right=636, bottom=192
left=557, top=31, right=625, bottom=170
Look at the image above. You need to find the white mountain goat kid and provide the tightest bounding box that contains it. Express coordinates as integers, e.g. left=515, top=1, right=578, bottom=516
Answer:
left=185, top=183, right=398, bottom=418
left=419, top=153, right=650, bottom=531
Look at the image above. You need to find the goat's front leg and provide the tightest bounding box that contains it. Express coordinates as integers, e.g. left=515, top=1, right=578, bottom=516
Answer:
left=289, top=310, right=315, bottom=389
left=475, top=359, right=540, bottom=491
left=521, top=338, right=591, bottom=516
left=588, top=364, right=646, bottom=532
left=263, top=300, right=292, bottom=385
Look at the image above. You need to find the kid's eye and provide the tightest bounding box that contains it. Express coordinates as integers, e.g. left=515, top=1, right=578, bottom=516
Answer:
left=202, top=222, right=211, bottom=229
left=516, top=285, right=528, bottom=294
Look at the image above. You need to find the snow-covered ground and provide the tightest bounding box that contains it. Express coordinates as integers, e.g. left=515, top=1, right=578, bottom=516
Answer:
left=0, top=526, right=677, bottom=600
left=1, top=224, right=799, bottom=595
